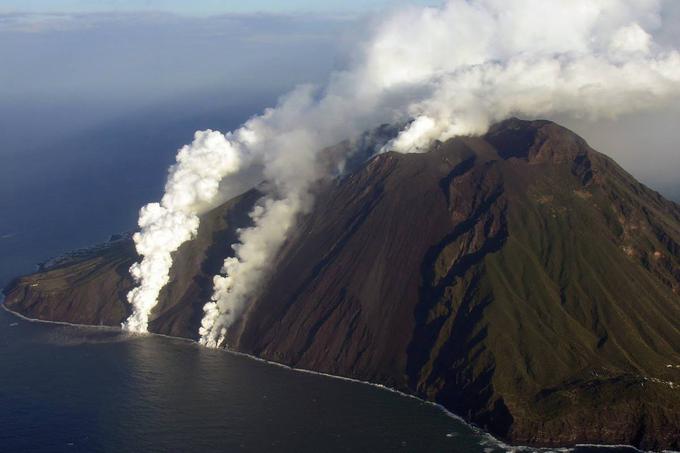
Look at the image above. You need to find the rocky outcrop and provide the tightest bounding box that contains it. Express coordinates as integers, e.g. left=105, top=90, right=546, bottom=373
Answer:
left=4, top=119, right=680, bottom=450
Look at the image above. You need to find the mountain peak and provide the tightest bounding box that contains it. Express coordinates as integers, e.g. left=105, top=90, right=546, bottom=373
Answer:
left=4, top=120, right=680, bottom=450
left=485, top=117, right=588, bottom=163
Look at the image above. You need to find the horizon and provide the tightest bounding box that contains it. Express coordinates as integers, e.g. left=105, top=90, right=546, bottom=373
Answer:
left=1, top=2, right=679, bottom=194
left=0, top=0, right=441, bottom=15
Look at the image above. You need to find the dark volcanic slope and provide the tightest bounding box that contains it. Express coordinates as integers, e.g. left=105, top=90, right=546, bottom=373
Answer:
left=4, top=119, right=680, bottom=449
left=233, top=119, right=680, bottom=449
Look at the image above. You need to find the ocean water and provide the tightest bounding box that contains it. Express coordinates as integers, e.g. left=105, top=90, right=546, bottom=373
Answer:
left=0, top=307, right=509, bottom=453
left=1, top=308, right=648, bottom=453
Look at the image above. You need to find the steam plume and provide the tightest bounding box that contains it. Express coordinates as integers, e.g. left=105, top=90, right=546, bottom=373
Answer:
left=124, top=0, right=680, bottom=341
left=123, top=130, right=247, bottom=332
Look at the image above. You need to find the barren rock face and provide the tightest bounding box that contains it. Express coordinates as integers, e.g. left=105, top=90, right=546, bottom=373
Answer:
left=5, top=119, right=680, bottom=450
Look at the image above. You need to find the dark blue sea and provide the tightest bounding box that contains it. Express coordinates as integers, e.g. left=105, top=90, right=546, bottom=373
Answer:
left=0, top=306, right=511, bottom=452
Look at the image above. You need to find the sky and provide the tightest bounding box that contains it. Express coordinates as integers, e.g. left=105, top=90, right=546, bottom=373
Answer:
left=0, top=11, right=355, bottom=149
left=0, top=1, right=678, bottom=192
left=0, top=0, right=440, bottom=15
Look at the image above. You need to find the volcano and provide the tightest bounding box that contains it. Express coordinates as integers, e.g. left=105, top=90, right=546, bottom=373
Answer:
left=4, top=119, right=680, bottom=450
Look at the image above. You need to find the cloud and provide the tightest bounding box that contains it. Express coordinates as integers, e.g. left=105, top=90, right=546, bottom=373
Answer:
left=117, top=0, right=680, bottom=345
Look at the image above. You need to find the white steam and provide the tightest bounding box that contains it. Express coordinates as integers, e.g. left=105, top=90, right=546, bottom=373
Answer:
left=375, top=0, right=680, bottom=151
left=123, top=0, right=680, bottom=342
left=123, top=130, right=246, bottom=332
left=199, top=195, right=306, bottom=347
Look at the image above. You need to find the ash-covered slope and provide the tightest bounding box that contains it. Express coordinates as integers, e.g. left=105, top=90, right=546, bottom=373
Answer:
left=4, top=119, right=680, bottom=449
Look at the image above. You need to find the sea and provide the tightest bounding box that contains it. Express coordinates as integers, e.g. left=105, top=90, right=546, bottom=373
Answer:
left=0, top=307, right=647, bottom=453
left=0, top=108, right=649, bottom=452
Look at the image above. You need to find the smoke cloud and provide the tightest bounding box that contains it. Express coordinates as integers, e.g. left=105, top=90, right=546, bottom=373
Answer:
left=121, top=0, right=680, bottom=342
left=123, top=130, right=246, bottom=332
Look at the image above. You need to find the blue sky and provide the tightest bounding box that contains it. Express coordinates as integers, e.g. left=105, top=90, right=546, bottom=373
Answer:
left=0, top=0, right=440, bottom=15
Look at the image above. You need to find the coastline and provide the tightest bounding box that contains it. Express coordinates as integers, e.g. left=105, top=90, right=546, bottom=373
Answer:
left=1, top=300, right=645, bottom=453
